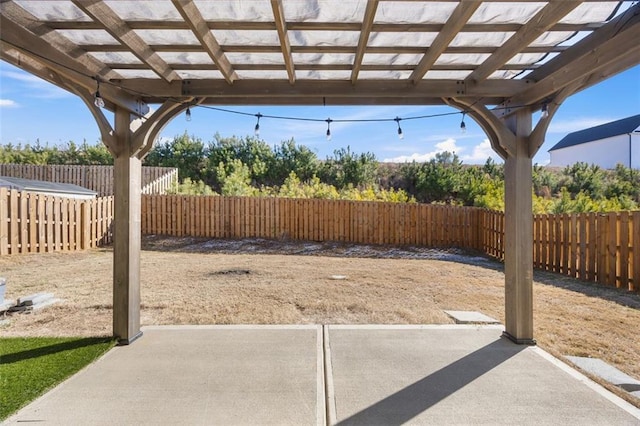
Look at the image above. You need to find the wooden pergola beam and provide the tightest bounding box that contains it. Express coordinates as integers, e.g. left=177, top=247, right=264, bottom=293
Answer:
left=466, top=1, right=581, bottom=82
left=1, top=2, right=118, bottom=80
left=72, top=0, right=179, bottom=82
left=351, top=0, right=379, bottom=84
left=508, top=19, right=640, bottom=106
left=409, top=1, right=481, bottom=83
left=508, top=2, right=640, bottom=106
left=82, top=44, right=571, bottom=55
left=271, top=0, right=296, bottom=84
left=124, top=78, right=530, bottom=100
left=106, top=63, right=540, bottom=72
left=171, top=0, right=238, bottom=85
left=0, top=17, right=148, bottom=116
left=42, top=19, right=607, bottom=33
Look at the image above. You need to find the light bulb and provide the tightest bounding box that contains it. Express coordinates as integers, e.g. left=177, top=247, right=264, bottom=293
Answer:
left=460, top=113, right=467, bottom=134
left=185, top=107, right=192, bottom=122
left=541, top=104, right=549, bottom=119
left=94, top=90, right=105, bottom=108
left=395, top=117, right=404, bottom=140
left=254, top=113, right=262, bottom=137
left=326, top=118, right=332, bottom=141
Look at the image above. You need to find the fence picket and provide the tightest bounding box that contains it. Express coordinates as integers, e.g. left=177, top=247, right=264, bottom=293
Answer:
left=609, top=212, right=618, bottom=287
left=620, top=212, right=630, bottom=290
left=633, top=212, right=640, bottom=292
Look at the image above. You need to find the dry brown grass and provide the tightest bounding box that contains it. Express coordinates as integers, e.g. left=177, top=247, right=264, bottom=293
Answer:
left=2, top=236, right=639, bottom=404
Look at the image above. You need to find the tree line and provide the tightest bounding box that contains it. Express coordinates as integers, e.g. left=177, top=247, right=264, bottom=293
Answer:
left=1, top=134, right=639, bottom=213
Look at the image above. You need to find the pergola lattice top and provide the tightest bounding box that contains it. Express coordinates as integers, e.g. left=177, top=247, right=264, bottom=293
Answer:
left=2, top=1, right=638, bottom=113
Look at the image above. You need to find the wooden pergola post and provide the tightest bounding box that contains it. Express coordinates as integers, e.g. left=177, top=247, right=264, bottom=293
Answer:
left=65, top=85, right=191, bottom=344
left=445, top=98, right=561, bottom=345
left=111, top=102, right=193, bottom=344
left=503, top=109, right=535, bottom=344
left=112, top=107, right=143, bottom=344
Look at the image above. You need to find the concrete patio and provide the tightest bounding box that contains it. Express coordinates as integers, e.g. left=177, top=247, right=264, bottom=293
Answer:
left=5, top=325, right=640, bottom=425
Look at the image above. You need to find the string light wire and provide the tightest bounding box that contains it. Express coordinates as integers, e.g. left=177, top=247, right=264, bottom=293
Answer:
left=12, top=43, right=547, bottom=136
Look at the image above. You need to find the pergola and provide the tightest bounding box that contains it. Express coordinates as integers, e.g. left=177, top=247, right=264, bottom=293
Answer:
left=2, top=0, right=639, bottom=345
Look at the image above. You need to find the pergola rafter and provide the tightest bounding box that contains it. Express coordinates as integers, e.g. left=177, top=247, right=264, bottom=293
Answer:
left=171, top=0, right=238, bottom=84
left=409, top=1, right=481, bottom=83
left=350, top=0, right=378, bottom=84
left=271, top=0, right=296, bottom=84
left=2, top=0, right=638, bottom=346
left=466, top=1, right=581, bottom=82
left=72, top=0, right=179, bottom=82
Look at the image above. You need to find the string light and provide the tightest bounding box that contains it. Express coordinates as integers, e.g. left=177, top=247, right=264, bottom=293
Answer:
left=185, top=107, right=192, bottom=122
left=14, top=38, right=540, bottom=126
left=17, top=43, right=535, bottom=137
left=94, top=79, right=105, bottom=108
left=541, top=103, right=549, bottom=119
left=394, top=116, right=404, bottom=140
left=254, top=113, right=262, bottom=136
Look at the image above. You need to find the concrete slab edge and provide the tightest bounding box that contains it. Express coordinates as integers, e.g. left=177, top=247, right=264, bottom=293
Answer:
left=141, top=324, right=320, bottom=331
left=316, top=325, right=325, bottom=426
left=327, top=324, right=505, bottom=330
left=323, top=325, right=338, bottom=426
left=532, top=347, right=640, bottom=419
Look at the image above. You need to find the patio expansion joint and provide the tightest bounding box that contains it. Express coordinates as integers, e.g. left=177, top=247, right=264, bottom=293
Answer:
left=322, top=325, right=337, bottom=426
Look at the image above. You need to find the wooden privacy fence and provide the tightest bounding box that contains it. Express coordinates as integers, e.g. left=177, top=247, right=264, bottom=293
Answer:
left=141, top=195, right=638, bottom=293
left=0, top=164, right=177, bottom=196
left=480, top=210, right=639, bottom=292
left=3, top=188, right=638, bottom=293
left=0, top=188, right=113, bottom=255
left=141, top=195, right=482, bottom=250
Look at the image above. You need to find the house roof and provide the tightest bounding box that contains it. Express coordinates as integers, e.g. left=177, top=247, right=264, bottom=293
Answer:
left=0, top=176, right=98, bottom=197
left=548, top=114, right=640, bottom=152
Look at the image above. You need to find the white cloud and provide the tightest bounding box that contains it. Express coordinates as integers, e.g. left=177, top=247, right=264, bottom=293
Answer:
left=0, top=99, right=18, bottom=108
left=547, top=117, right=614, bottom=134
left=434, top=138, right=460, bottom=153
left=383, top=138, right=463, bottom=162
left=460, top=139, right=503, bottom=164
left=1, top=69, right=72, bottom=99
left=383, top=138, right=503, bottom=164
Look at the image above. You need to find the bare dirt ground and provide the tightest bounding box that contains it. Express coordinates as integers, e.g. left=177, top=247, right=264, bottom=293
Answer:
left=2, top=235, right=639, bottom=405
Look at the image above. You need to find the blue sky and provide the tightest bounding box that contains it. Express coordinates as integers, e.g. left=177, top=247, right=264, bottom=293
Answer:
left=1, top=60, right=638, bottom=165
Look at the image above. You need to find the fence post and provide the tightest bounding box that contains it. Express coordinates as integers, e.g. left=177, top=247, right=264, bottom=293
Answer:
left=0, top=188, right=7, bottom=255
left=632, top=211, right=640, bottom=292
left=81, top=201, right=90, bottom=250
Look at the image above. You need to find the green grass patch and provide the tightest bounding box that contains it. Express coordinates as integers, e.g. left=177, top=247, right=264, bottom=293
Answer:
left=0, top=337, right=115, bottom=420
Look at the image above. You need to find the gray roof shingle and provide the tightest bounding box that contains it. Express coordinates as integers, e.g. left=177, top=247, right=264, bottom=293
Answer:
left=548, top=114, right=640, bottom=152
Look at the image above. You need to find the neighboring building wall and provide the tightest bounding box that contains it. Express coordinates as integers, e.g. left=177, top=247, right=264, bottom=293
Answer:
left=631, top=133, right=640, bottom=169
left=550, top=135, right=631, bottom=169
